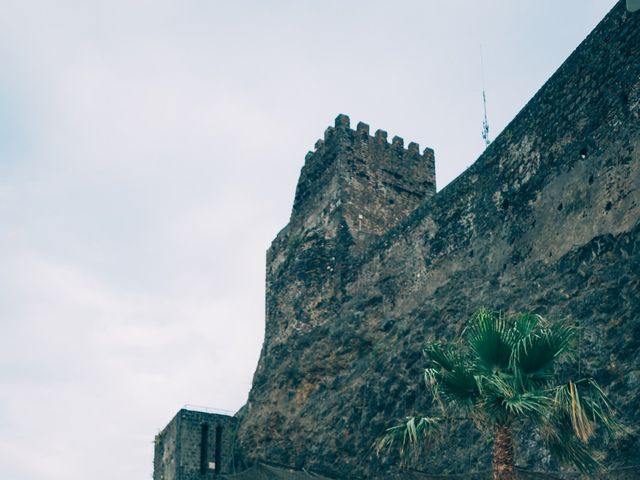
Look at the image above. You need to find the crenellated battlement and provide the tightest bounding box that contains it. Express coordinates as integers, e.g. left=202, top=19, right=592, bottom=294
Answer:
left=307, top=114, right=434, bottom=165
left=334, top=113, right=350, bottom=128
left=289, top=113, right=436, bottom=258
left=356, top=121, right=369, bottom=136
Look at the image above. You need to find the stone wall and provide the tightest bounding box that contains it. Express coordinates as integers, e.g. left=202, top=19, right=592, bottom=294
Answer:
left=154, top=413, right=178, bottom=480
left=154, top=409, right=238, bottom=480
left=236, top=1, right=640, bottom=477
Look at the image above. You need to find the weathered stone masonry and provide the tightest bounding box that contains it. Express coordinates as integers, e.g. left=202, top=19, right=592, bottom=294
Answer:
left=263, top=114, right=436, bottom=347
left=154, top=409, right=237, bottom=480
left=236, top=1, right=640, bottom=477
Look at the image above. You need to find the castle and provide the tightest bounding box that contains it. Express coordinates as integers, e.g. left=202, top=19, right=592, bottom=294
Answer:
left=154, top=2, right=640, bottom=478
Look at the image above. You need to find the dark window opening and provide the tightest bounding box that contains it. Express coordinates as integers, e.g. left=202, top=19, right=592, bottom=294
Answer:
left=200, top=424, right=209, bottom=474
left=579, top=147, right=588, bottom=159
left=215, top=426, right=222, bottom=474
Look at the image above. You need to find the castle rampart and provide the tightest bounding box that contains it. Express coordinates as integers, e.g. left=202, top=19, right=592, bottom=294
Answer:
left=236, top=2, right=640, bottom=477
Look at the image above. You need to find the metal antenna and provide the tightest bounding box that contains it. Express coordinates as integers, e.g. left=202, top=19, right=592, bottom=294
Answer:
left=481, top=45, right=491, bottom=147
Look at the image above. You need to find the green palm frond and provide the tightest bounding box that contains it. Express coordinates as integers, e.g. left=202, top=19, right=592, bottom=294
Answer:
left=465, top=309, right=514, bottom=373
left=510, top=323, right=574, bottom=375
left=424, top=343, right=462, bottom=372
left=513, top=313, right=544, bottom=339
left=481, top=373, right=514, bottom=399
left=502, top=391, right=549, bottom=417
left=440, top=368, right=480, bottom=404
left=479, top=374, right=548, bottom=421
left=374, top=416, right=442, bottom=461
left=479, top=374, right=514, bottom=422
left=541, top=420, right=602, bottom=473
left=424, top=343, right=479, bottom=407
left=425, top=365, right=479, bottom=407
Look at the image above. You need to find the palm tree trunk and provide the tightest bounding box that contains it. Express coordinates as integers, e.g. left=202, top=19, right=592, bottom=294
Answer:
left=492, top=424, right=515, bottom=480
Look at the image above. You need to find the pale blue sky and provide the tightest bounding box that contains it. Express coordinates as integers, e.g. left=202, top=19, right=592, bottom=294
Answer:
left=0, top=1, right=617, bottom=479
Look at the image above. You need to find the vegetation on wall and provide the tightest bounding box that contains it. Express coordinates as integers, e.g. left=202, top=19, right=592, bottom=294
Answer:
left=376, top=309, right=628, bottom=479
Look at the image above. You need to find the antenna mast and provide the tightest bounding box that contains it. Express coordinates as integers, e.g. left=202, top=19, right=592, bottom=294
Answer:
left=481, top=46, right=491, bottom=147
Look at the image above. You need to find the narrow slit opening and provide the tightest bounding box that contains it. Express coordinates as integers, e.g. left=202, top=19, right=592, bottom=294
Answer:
left=215, top=425, right=222, bottom=474
left=200, top=424, right=209, bottom=474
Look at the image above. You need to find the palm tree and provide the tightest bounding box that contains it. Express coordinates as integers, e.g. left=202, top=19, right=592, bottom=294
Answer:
left=375, top=309, right=626, bottom=480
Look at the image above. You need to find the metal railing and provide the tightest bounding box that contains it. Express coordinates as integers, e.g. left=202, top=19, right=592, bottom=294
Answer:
left=183, top=404, right=237, bottom=416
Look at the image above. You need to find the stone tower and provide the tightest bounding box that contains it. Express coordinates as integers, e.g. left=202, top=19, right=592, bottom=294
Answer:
left=291, top=114, right=435, bottom=251
left=153, top=409, right=237, bottom=480
left=236, top=114, right=436, bottom=467
left=263, top=114, right=435, bottom=346
left=265, top=114, right=435, bottom=342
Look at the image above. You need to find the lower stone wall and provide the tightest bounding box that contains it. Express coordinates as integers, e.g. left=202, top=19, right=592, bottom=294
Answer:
left=154, top=416, right=178, bottom=480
